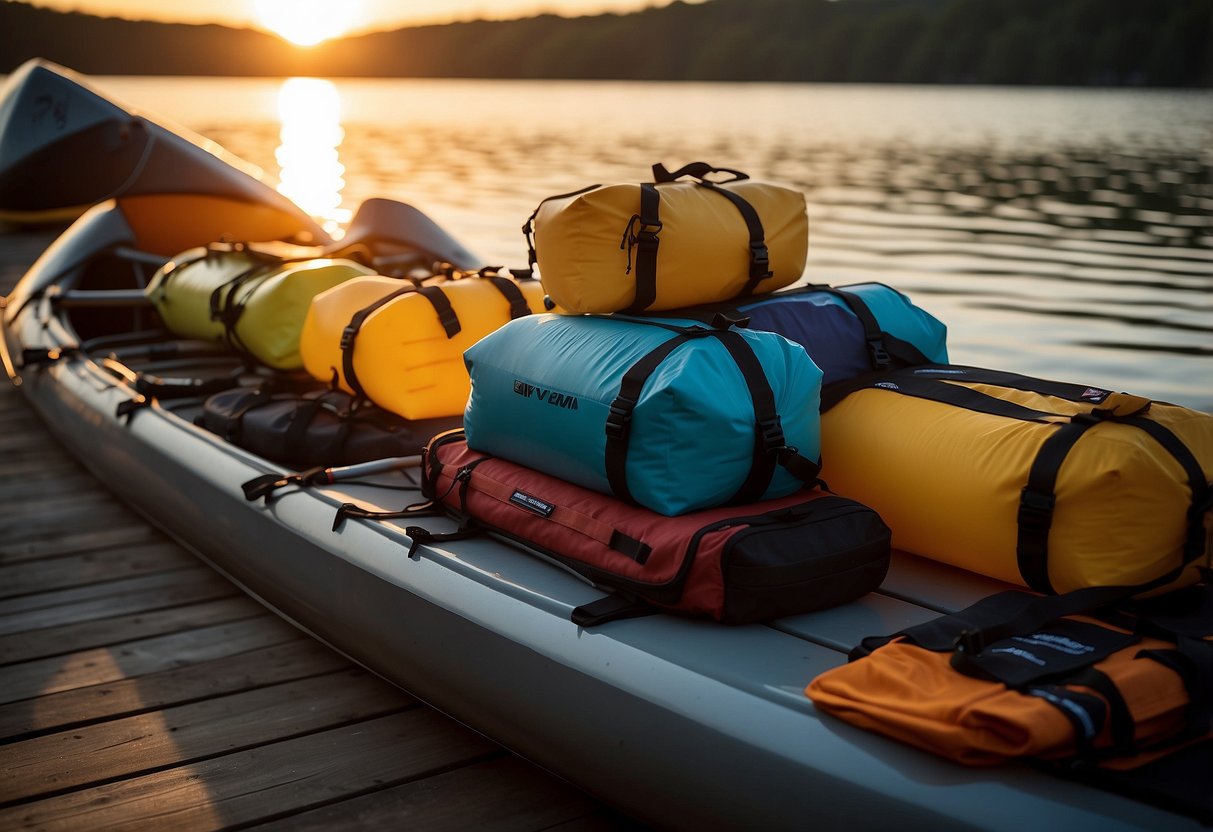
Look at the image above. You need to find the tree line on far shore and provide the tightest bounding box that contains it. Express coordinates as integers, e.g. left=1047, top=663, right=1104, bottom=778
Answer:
left=2, top=0, right=1210, bottom=87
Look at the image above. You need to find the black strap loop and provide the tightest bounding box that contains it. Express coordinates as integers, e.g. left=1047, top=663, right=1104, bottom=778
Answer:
left=620, top=184, right=662, bottom=314
left=571, top=593, right=657, bottom=627
left=603, top=325, right=818, bottom=507
left=696, top=181, right=772, bottom=295
left=651, top=161, right=749, bottom=183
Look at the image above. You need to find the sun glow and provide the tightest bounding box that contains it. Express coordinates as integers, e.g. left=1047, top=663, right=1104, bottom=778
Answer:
left=254, top=0, right=359, bottom=47
left=275, top=78, right=350, bottom=234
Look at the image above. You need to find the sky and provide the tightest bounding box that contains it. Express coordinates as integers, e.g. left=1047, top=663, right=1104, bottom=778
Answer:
left=20, top=0, right=697, bottom=35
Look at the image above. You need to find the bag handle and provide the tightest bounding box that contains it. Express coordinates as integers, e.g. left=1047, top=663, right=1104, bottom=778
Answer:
left=652, top=161, right=749, bottom=183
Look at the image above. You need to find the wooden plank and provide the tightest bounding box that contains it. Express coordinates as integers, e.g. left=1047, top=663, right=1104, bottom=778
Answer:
left=0, top=471, right=96, bottom=503
left=0, top=500, right=142, bottom=546
left=0, top=457, right=82, bottom=485
left=0, top=566, right=235, bottom=637
left=0, top=710, right=498, bottom=831
left=0, top=525, right=160, bottom=566
left=252, top=754, right=609, bottom=832
left=0, top=668, right=412, bottom=804
left=0, top=567, right=202, bottom=618
left=0, top=638, right=346, bottom=740
left=0, top=542, right=196, bottom=600
left=0, top=494, right=126, bottom=540
left=0, top=616, right=299, bottom=706
left=0, top=596, right=264, bottom=666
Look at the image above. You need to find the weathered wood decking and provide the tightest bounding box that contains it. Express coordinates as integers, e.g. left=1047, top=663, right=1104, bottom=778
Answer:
left=0, top=229, right=637, bottom=830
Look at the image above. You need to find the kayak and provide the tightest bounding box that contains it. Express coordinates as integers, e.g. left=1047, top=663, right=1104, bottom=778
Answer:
left=1, top=64, right=1204, bottom=832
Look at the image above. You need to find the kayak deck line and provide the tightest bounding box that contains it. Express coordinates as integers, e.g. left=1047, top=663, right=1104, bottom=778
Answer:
left=0, top=231, right=635, bottom=831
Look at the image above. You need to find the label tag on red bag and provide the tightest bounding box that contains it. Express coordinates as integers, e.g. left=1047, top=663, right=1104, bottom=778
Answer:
left=510, top=489, right=555, bottom=517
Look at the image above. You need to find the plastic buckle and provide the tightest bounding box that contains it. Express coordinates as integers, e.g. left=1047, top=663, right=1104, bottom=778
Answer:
left=1018, top=487, right=1056, bottom=531
left=604, top=397, right=636, bottom=441
left=866, top=337, right=891, bottom=370
left=749, top=242, right=772, bottom=279
left=635, top=219, right=663, bottom=249
left=758, top=416, right=785, bottom=452
left=339, top=325, right=358, bottom=351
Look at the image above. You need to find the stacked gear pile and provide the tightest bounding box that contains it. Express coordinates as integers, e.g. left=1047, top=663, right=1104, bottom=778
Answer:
left=461, top=164, right=1213, bottom=820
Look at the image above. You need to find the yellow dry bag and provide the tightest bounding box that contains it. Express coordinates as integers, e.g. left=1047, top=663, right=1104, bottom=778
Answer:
left=525, top=162, right=807, bottom=314
left=819, top=365, right=1213, bottom=595
left=145, top=244, right=371, bottom=369
left=300, top=269, right=549, bottom=420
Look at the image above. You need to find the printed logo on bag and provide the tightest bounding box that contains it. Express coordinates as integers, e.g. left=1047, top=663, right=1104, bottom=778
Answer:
left=1080, top=387, right=1110, bottom=402
left=513, top=379, right=579, bottom=410
left=509, top=489, right=556, bottom=517
left=875, top=382, right=900, bottom=390
left=913, top=368, right=967, bottom=376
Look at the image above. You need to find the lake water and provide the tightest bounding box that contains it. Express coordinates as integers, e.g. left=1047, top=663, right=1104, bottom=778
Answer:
left=100, top=76, right=1212, bottom=410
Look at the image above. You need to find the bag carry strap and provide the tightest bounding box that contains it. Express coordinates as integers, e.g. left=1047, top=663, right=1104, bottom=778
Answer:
left=620, top=184, right=662, bottom=314
left=339, top=285, right=458, bottom=401
left=621, top=163, right=771, bottom=313
left=801, top=284, right=933, bottom=371
left=604, top=324, right=819, bottom=507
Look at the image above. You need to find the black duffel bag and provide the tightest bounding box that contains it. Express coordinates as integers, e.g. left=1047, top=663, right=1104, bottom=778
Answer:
left=200, top=386, right=461, bottom=468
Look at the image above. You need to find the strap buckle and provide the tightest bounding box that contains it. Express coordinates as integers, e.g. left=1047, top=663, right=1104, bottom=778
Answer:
left=749, top=242, right=772, bottom=280
left=605, top=396, right=637, bottom=441
left=757, top=416, right=785, bottom=453
left=866, top=337, right=891, bottom=371
left=339, top=325, right=358, bottom=351
left=1018, top=487, right=1056, bottom=531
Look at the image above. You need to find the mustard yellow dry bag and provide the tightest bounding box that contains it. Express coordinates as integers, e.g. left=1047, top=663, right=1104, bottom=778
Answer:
left=819, top=365, right=1213, bottom=595
left=525, top=162, right=807, bottom=314
left=145, top=244, right=371, bottom=369
left=299, top=270, right=548, bottom=420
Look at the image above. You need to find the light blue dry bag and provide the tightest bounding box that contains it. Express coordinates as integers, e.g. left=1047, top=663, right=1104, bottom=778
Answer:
left=463, top=314, right=822, bottom=516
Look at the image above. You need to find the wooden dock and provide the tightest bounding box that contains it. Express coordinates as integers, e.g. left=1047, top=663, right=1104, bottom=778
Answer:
left=0, top=229, right=637, bottom=831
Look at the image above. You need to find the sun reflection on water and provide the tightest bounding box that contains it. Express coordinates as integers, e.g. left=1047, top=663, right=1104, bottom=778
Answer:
left=275, top=77, right=350, bottom=237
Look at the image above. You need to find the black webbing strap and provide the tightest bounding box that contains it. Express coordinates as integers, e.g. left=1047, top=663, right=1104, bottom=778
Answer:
left=908, top=365, right=1117, bottom=404
left=1140, top=637, right=1213, bottom=739
left=340, top=285, right=461, bottom=401
left=713, top=329, right=820, bottom=503
left=1121, top=415, right=1212, bottom=566
left=621, top=184, right=662, bottom=314
left=652, top=162, right=748, bottom=183
left=242, top=466, right=328, bottom=503
left=801, top=283, right=934, bottom=371
left=1018, top=409, right=1206, bottom=595
left=571, top=593, right=657, bottom=627
left=697, top=181, right=772, bottom=297
left=822, top=370, right=1064, bottom=421
left=649, top=162, right=769, bottom=298
left=282, top=396, right=330, bottom=462
left=340, top=285, right=414, bottom=401
left=481, top=275, right=532, bottom=319
left=1018, top=417, right=1100, bottom=593
left=603, top=325, right=819, bottom=506
left=208, top=261, right=276, bottom=360
left=1062, top=666, right=1138, bottom=754
left=604, top=330, right=701, bottom=504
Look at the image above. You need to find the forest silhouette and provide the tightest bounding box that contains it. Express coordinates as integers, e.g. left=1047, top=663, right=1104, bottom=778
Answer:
left=1, top=0, right=1210, bottom=86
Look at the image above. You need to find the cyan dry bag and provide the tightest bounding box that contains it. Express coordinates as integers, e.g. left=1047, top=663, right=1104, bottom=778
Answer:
left=672, top=282, right=948, bottom=385
left=463, top=314, right=822, bottom=516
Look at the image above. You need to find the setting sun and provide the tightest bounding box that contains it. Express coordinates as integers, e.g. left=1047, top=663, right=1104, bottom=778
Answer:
left=254, top=0, right=360, bottom=46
